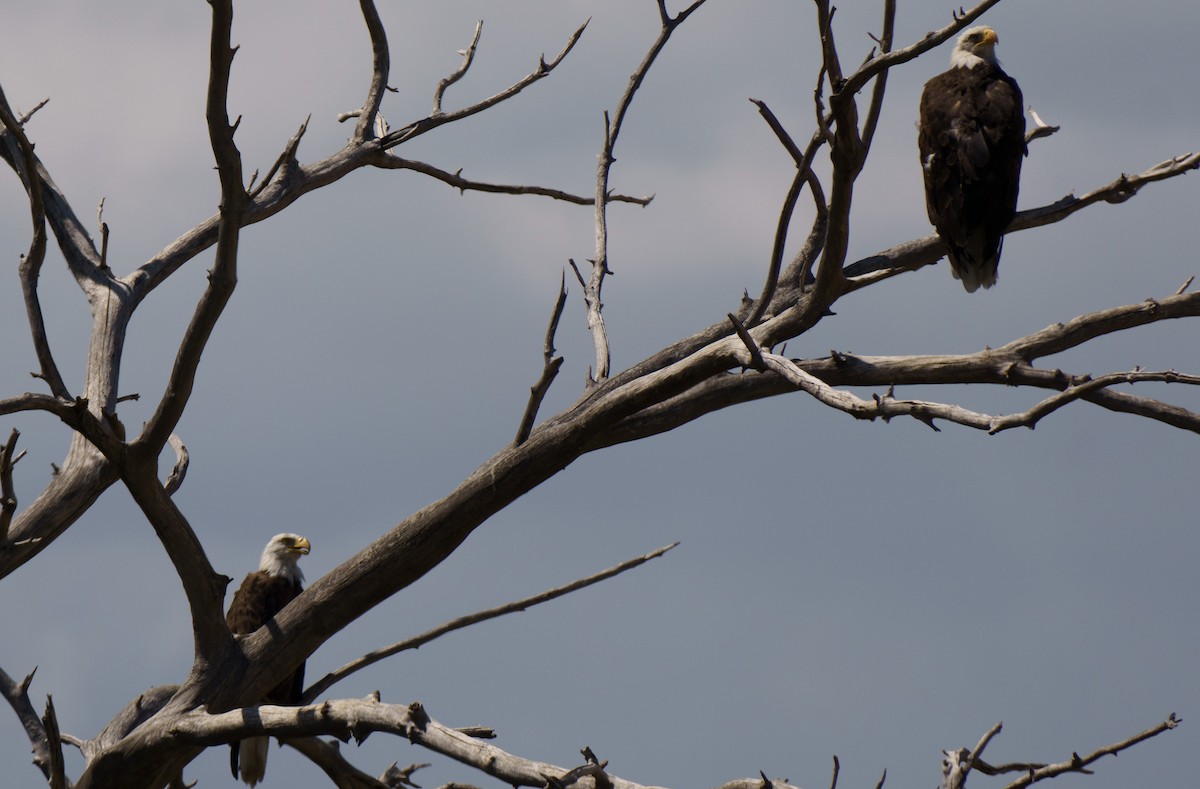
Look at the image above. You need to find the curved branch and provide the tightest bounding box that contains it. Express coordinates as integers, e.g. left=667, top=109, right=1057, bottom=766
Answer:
left=0, top=85, right=68, bottom=399
left=163, top=434, right=189, bottom=496
left=353, top=0, right=390, bottom=142
left=858, top=0, right=896, bottom=152
left=119, top=0, right=244, bottom=664
left=135, top=0, right=247, bottom=453
left=433, top=20, right=482, bottom=115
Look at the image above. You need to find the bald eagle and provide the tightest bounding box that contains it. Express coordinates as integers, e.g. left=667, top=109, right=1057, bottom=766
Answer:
left=919, top=25, right=1026, bottom=291
left=225, top=533, right=311, bottom=786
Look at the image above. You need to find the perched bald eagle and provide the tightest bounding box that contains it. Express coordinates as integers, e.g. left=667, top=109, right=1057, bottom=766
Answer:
left=226, top=533, right=311, bottom=786
left=919, top=25, right=1026, bottom=291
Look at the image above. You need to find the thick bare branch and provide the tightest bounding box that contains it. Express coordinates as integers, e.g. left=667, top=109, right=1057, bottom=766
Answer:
left=110, top=0, right=246, bottom=664
left=353, top=0, right=391, bottom=142
left=587, top=284, right=1200, bottom=450
left=0, top=666, right=52, bottom=781
left=42, top=696, right=68, bottom=789
left=0, top=98, right=102, bottom=282
left=173, top=698, right=680, bottom=789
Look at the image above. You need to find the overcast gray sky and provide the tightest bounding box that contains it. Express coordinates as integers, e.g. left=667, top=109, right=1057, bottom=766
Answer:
left=1, top=1, right=1198, bottom=787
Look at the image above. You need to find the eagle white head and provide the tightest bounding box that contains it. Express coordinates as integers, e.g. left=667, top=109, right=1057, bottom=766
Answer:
left=258, top=532, right=310, bottom=582
left=950, top=26, right=1000, bottom=69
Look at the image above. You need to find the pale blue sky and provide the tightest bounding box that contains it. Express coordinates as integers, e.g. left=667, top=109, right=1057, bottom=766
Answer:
left=1, top=2, right=1197, bottom=787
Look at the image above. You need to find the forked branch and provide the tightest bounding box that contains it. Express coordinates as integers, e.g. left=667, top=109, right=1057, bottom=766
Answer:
left=0, top=85, right=68, bottom=400
left=0, top=667, right=52, bottom=782
left=585, top=0, right=710, bottom=384
left=515, top=272, right=569, bottom=446
left=380, top=20, right=588, bottom=148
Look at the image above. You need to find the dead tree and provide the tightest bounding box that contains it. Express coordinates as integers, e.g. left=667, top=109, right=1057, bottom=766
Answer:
left=0, top=1, right=1195, bottom=787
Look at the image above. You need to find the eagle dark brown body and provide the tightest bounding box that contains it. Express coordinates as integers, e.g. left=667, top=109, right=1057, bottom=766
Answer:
left=225, top=533, right=310, bottom=786
left=919, top=27, right=1026, bottom=292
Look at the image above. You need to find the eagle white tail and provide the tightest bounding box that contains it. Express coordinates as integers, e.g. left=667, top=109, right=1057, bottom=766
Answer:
left=238, top=736, right=269, bottom=786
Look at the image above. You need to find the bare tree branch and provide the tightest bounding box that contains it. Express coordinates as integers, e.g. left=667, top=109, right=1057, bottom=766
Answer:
left=839, top=151, right=1200, bottom=290
left=583, top=2, right=709, bottom=384
left=177, top=697, right=790, bottom=789
left=42, top=696, right=68, bottom=789
left=0, top=84, right=71, bottom=400
left=0, top=429, right=23, bottom=546
left=373, top=155, right=653, bottom=206
left=163, top=434, right=189, bottom=496
left=380, top=20, right=588, bottom=148
left=515, top=271, right=569, bottom=445
left=0, top=666, right=53, bottom=781
left=859, top=0, right=896, bottom=151
left=1025, top=107, right=1059, bottom=144
left=353, top=0, right=391, bottom=143
left=3, top=3, right=1196, bottom=787
left=433, top=21, right=483, bottom=115
left=747, top=99, right=824, bottom=325
left=281, top=735, right=395, bottom=789
left=839, top=0, right=1007, bottom=97
left=117, top=0, right=246, bottom=665
left=249, top=115, right=310, bottom=199
left=1001, top=713, right=1181, bottom=788
left=304, top=543, right=678, bottom=703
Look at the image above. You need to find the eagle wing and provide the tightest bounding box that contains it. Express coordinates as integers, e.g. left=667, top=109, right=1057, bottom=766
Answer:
left=226, top=571, right=305, bottom=704
left=918, top=65, right=1025, bottom=290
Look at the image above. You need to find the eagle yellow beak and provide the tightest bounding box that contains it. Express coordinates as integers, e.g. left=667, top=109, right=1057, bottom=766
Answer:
left=981, top=28, right=998, bottom=46
left=292, top=537, right=311, bottom=555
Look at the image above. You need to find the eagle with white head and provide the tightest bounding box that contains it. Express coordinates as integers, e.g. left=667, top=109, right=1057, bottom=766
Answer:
left=225, top=533, right=311, bottom=786
left=918, top=25, right=1027, bottom=291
